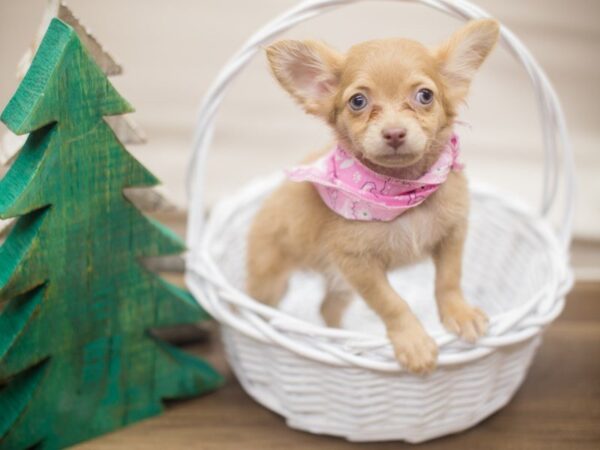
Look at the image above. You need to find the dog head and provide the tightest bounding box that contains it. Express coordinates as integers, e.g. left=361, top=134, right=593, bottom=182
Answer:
left=266, top=19, right=499, bottom=169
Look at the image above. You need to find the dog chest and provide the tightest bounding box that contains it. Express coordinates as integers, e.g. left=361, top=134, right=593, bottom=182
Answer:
left=385, top=188, right=462, bottom=265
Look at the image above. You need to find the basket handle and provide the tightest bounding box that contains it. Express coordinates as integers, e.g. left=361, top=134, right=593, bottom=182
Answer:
left=186, top=0, right=575, bottom=255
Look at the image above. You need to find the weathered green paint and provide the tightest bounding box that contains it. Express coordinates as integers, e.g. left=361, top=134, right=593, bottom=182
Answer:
left=0, top=18, right=222, bottom=450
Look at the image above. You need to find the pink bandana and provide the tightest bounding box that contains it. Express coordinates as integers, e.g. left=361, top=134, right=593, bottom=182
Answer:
left=286, top=134, right=463, bottom=221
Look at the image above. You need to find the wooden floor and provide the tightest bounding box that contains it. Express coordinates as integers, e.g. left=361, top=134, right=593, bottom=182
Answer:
left=75, top=281, right=600, bottom=450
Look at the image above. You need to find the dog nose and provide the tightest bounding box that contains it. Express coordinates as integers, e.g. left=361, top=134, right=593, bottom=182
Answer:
left=382, top=127, right=407, bottom=149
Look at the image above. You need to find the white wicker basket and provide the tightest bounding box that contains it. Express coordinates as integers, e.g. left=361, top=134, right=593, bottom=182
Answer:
left=185, top=0, right=575, bottom=443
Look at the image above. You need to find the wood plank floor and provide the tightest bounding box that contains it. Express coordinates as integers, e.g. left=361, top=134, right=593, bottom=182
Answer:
left=75, top=281, right=600, bottom=450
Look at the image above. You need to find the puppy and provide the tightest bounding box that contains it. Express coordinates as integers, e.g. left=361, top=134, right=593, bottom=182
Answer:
left=246, top=20, right=500, bottom=374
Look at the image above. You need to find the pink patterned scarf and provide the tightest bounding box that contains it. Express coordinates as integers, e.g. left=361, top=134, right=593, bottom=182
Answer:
left=286, top=134, right=463, bottom=221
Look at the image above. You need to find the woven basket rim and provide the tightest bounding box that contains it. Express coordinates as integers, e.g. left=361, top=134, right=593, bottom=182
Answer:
left=186, top=175, right=573, bottom=371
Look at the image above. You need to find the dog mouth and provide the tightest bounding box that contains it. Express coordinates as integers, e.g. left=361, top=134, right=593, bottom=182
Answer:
left=370, top=150, right=422, bottom=168
left=349, top=137, right=425, bottom=169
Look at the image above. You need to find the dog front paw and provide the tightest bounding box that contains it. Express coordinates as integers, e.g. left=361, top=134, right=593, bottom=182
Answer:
left=389, top=324, right=438, bottom=375
left=439, top=296, right=488, bottom=343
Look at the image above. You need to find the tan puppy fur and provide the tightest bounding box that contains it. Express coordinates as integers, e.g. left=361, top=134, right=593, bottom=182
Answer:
left=247, top=20, right=500, bottom=374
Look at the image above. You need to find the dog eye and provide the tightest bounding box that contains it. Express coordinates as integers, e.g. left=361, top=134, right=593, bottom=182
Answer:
left=415, top=88, right=434, bottom=105
left=348, top=93, right=368, bottom=111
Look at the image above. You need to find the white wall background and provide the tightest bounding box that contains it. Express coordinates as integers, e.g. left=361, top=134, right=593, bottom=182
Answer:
left=1, top=0, right=599, bottom=239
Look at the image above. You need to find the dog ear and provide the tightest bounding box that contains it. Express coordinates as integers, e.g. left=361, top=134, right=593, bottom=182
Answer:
left=266, top=40, right=343, bottom=117
left=436, top=19, right=500, bottom=101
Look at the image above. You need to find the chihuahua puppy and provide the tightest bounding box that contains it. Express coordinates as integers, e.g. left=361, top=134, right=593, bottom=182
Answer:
left=246, top=20, right=500, bottom=374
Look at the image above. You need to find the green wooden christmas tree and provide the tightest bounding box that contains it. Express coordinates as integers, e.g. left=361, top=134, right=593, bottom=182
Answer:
left=0, top=18, right=222, bottom=449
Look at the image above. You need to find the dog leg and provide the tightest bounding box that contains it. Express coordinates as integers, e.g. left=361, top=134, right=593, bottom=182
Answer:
left=320, top=273, right=353, bottom=328
left=334, top=256, right=437, bottom=374
left=433, top=223, right=488, bottom=343
left=246, top=245, right=292, bottom=307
